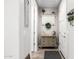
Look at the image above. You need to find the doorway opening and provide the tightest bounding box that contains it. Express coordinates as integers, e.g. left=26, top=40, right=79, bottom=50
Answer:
left=32, top=0, right=61, bottom=52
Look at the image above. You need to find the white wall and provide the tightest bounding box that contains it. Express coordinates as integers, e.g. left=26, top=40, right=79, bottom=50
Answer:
left=4, top=0, right=20, bottom=59
left=58, top=0, right=68, bottom=59
left=38, top=8, right=42, bottom=40
left=5, top=0, right=32, bottom=59
left=66, top=0, right=74, bottom=13
left=19, top=0, right=32, bottom=59
left=58, top=0, right=74, bottom=59
left=67, top=22, right=74, bottom=59
left=38, top=8, right=58, bottom=37
left=67, top=0, right=74, bottom=59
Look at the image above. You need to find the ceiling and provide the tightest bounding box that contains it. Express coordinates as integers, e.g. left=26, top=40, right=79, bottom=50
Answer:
left=36, top=0, right=61, bottom=8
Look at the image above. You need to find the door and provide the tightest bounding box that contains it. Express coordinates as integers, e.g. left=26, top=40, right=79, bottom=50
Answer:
left=31, top=3, right=38, bottom=52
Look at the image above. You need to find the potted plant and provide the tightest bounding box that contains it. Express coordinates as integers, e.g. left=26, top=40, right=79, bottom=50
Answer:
left=67, top=9, right=74, bottom=26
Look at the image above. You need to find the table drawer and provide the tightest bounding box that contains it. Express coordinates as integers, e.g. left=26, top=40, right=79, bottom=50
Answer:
left=39, top=36, right=57, bottom=47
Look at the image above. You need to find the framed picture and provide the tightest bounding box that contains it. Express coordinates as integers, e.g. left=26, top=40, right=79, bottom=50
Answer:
left=24, top=0, right=29, bottom=27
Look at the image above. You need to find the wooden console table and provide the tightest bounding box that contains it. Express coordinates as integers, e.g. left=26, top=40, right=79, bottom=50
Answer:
left=39, top=36, right=57, bottom=48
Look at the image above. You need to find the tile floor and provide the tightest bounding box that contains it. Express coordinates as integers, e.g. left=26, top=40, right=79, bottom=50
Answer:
left=31, top=49, right=64, bottom=59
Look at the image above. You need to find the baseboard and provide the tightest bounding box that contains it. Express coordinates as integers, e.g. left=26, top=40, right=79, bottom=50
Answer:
left=25, top=53, right=30, bottom=59
left=59, top=51, right=65, bottom=59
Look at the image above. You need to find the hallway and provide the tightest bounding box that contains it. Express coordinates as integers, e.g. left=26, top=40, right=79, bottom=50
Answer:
left=4, top=0, right=74, bottom=59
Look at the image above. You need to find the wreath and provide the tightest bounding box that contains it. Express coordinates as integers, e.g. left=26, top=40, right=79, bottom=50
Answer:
left=45, top=23, right=51, bottom=29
